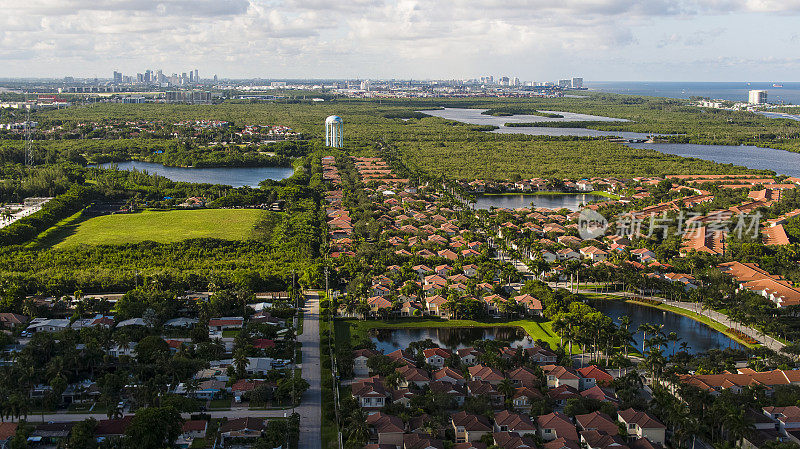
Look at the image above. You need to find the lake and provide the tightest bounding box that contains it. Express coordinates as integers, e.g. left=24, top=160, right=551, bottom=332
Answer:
left=99, top=161, right=294, bottom=188
left=625, top=143, right=800, bottom=178
left=474, top=193, right=607, bottom=211
left=590, top=299, right=742, bottom=356
left=370, top=327, right=531, bottom=353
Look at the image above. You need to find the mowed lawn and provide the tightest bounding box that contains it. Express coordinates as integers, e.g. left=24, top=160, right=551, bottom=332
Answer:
left=56, top=209, right=264, bottom=247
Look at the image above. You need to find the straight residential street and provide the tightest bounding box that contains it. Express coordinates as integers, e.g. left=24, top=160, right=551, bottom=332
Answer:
left=297, top=291, right=322, bottom=449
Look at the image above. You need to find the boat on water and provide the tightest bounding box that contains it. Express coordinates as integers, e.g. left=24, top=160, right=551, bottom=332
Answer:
left=773, top=83, right=784, bottom=88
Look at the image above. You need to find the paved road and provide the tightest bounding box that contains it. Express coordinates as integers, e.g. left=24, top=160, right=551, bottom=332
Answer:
left=297, top=291, right=322, bottom=449
left=9, top=293, right=324, bottom=448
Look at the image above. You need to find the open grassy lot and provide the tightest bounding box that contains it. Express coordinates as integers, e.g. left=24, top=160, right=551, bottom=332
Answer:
left=334, top=317, right=562, bottom=350
left=56, top=208, right=264, bottom=247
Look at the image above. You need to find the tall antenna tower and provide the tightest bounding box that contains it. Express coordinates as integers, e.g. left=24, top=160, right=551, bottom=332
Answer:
left=24, top=96, right=33, bottom=166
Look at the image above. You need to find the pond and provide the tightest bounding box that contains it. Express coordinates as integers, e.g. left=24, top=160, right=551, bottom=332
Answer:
left=474, top=193, right=608, bottom=211
left=99, top=161, right=294, bottom=188
left=589, top=299, right=742, bottom=356
left=370, top=327, right=532, bottom=353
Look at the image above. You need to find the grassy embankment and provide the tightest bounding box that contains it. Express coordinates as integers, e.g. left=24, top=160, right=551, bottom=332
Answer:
left=333, top=317, right=561, bottom=349
left=55, top=209, right=264, bottom=247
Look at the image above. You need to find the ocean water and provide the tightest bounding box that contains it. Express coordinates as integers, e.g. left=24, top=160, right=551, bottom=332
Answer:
left=587, top=81, right=800, bottom=105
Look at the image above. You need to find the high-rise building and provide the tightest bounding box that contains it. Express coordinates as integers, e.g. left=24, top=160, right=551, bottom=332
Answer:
left=558, top=79, right=571, bottom=88
left=499, top=76, right=510, bottom=86
left=512, top=77, right=520, bottom=87
left=571, top=77, right=583, bottom=89
left=749, top=90, right=768, bottom=104
left=113, top=71, right=122, bottom=83
left=194, top=69, right=199, bottom=83
left=144, top=70, right=152, bottom=83
left=137, top=73, right=144, bottom=83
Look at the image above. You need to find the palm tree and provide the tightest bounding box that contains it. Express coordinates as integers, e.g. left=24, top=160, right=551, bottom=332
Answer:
left=723, top=407, right=754, bottom=447
left=498, top=378, right=515, bottom=403
left=667, top=332, right=681, bottom=358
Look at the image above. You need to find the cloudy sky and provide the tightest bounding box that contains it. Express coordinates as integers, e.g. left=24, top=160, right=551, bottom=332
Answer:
left=2, top=0, right=798, bottom=81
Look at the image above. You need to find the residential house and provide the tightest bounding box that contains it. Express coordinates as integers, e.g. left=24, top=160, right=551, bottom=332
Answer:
left=493, top=410, right=536, bottom=435
left=219, top=418, right=265, bottom=445
left=353, top=349, right=378, bottom=377
left=537, top=412, right=578, bottom=441
left=352, top=376, right=389, bottom=410
left=617, top=408, right=666, bottom=445
left=452, top=411, right=492, bottom=443
left=543, top=365, right=581, bottom=390
left=575, top=411, right=618, bottom=435
left=469, top=365, right=504, bottom=385
left=423, top=348, right=452, bottom=368
left=366, top=413, right=405, bottom=447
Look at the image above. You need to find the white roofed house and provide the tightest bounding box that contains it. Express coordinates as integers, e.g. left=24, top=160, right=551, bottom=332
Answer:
left=26, top=318, right=71, bottom=333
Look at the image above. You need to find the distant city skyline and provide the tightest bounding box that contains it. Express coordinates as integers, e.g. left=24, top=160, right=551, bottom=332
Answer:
left=2, top=1, right=799, bottom=81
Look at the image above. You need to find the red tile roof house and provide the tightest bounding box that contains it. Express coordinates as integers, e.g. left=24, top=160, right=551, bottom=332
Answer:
left=579, top=430, right=628, bottom=449
left=423, top=348, right=452, bottom=368
left=575, top=411, right=618, bottom=435
left=577, top=365, right=614, bottom=390
left=543, top=436, right=581, bottom=449
left=352, top=376, right=390, bottom=410
left=433, top=367, right=465, bottom=384
left=763, top=406, right=800, bottom=434
left=0, top=313, right=28, bottom=329
left=580, top=386, right=619, bottom=404
left=468, top=365, right=505, bottom=385
left=457, top=347, right=482, bottom=366
left=543, top=365, right=581, bottom=390
left=208, top=316, right=244, bottom=332
left=95, top=416, right=135, bottom=439
left=180, top=420, right=208, bottom=440
left=537, top=412, right=579, bottom=441
left=451, top=411, right=493, bottom=443
left=219, top=417, right=265, bottom=445
left=403, top=433, right=446, bottom=449
left=493, top=410, right=537, bottom=435
left=493, top=431, right=538, bottom=449
left=0, top=423, right=19, bottom=448
left=617, top=408, right=666, bottom=445
left=466, top=381, right=506, bottom=408
left=366, top=412, right=405, bottom=447
left=512, top=387, right=543, bottom=411
left=526, top=346, right=558, bottom=364
left=507, top=366, right=540, bottom=389
left=396, top=365, right=431, bottom=388
left=548, top=385, right=581, bottom=407
left=353, top=348, right=379, bottom=377
left=430, top=381, right=467, bottom=406
left=513, top=294, right=543, bottom=316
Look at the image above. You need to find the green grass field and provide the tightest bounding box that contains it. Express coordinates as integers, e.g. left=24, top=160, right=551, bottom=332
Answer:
left=56, top=209, right=265, bottom=247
